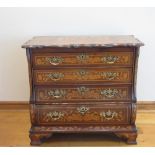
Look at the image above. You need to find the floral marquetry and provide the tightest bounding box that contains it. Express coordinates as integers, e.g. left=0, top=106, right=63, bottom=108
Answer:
left=23, top=36, right=143, bottom=145
left=35, top=86, right=131, bottom=102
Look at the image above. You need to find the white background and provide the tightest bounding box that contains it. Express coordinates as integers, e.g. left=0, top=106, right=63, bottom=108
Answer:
left=0, top=7, right=155, bottom=101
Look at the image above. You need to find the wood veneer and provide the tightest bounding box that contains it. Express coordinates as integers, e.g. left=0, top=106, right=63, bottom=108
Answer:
left=22, top=35, right=144, bottom=145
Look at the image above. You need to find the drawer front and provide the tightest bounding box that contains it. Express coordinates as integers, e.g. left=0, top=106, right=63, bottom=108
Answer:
left=33, top=52, right=133, bottom=67
left=34, top=68, right=132, bottom=84
left=34, top=104, right=131, bottom=125
left=35, top=85, right=131, bottom=103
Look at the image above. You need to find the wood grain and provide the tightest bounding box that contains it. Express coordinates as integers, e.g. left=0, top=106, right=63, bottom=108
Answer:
left=35, top=85, right=131, bottom=103
left=34, top=68, right=132, bottom=84
left=1, top=101, right=154, bottom=110
left=34, top=104, right=130, bottom=125
left=0, top=101, right=29, bottom=110
left=0, top=109, right=154, bottom=146
left=32, top=50, right=133, bottom=67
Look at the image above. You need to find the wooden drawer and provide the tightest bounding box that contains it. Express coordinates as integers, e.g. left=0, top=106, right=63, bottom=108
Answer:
left=34, top=68, right=132, bottom=84
left=35, top=85, right=132, bottom=103
left=32, top=51, right=133, bottom=67
left=34, top=104, right=131, bottom=125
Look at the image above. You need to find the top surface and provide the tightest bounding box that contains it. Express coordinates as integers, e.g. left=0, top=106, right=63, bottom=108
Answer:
left=22, top=35, right=144, bottom=48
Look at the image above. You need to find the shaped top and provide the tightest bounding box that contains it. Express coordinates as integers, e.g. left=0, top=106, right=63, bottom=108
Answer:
left=22, top=35, right=144, bottom=48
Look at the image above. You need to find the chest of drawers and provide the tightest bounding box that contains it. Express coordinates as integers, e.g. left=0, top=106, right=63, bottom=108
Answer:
left=22, top=36, right=144, bottom=145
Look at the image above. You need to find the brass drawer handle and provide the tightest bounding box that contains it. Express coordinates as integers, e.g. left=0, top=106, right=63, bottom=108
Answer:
left=77, top=106, right=89, bottom=115
left=76, top=53, right=89, bottom=62
left=47, top=72, right=64, bottom=81
left=46, top=56, right=63, bottom=65
left=100, top=110, right=118, bottom=120
left=46, top=111, right=64, bottom=121
left=100, top=72, right=119, bottom=80
left=48, top=89, right=66, bottom=99
left=100, top=88, right=119, bottom=98
left=101, top=56, right=120, bottom=64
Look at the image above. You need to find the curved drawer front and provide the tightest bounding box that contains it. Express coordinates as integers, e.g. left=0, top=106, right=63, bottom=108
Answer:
left=33, top=52, right=133, bottom=67
left=34, top=68, right=132, bottom=84
left=35, top=85, right=131, bottom=102
left=34, top=104, right=131, bottom=125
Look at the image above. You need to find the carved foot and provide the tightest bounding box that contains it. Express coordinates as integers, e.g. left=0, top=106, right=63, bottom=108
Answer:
left=115, top=131, right=137, bottom=144
left=29, top=133, right=53, bottom=146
